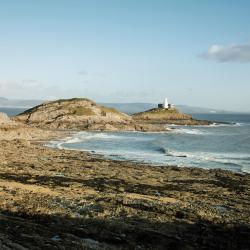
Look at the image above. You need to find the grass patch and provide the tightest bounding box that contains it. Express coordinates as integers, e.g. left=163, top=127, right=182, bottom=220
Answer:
left=72, top=107, right=95, bottom=116
left=133, top=108, right=192, bottom=120
left=48, top=98, right=95, bottom=106
left=100, top=106, right=120, bottom=115
left=152, top=108, right=179, bottom=114
left=134, top=108, right=179, bottom=117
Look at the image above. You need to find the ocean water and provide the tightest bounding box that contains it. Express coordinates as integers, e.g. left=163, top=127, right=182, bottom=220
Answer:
left=0, top=107, right=26, bottom=116
left=49, top=114, right=250, bottom=174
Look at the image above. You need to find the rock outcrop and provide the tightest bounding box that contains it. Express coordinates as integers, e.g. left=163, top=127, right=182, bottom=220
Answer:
left=15, top=98, right=167, bottom=131
left=0, top=112, right=61, bottom=140
left=132, top=108, right=211, bottom=125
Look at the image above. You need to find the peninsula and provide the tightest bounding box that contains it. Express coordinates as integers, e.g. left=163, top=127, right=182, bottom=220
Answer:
left=14, top=98, right=211, bottom=132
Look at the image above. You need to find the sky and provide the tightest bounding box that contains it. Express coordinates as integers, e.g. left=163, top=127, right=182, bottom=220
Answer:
left=0, top=0, right=249, bottom=112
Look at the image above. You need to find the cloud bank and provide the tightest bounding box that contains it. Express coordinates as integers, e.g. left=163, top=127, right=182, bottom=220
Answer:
left=200, top=42, right=250, bottom=63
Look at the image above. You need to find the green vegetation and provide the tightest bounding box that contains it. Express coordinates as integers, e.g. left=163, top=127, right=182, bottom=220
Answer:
left=48, top=98, right=95, bottom=106
left=133, top=108, right=192, bottom=120
left=151, top=108, right=179, bottom=114
left=100, top=106, right=120, bottom=115
left=72, top=107, right=95, bottom=116
left=134, top=108, right=179, bottom=116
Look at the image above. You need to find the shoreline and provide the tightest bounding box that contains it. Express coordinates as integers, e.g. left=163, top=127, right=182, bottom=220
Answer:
left=50, top=140, right=250, bottom=175
left=0, top=128, right=249, bottom=249
left=48, top=128, right=250, bottom=175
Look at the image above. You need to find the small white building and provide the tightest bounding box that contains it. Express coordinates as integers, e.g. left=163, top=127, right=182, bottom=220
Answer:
left=158, top=97, right=174, bottom=109
left=164, top=98, right=168, bottom=109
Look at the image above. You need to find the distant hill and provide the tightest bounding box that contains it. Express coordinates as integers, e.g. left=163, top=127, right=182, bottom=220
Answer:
left=176, top=105, right=237, bottom=114
left=1, top=97, right=244, bottom=114
left=100, top=103, right=240, bottom=115
left=0, top=97, right=8, bottom=101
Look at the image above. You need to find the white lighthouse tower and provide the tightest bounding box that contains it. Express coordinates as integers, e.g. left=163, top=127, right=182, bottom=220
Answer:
left=164, top=97, right=169, bottom=109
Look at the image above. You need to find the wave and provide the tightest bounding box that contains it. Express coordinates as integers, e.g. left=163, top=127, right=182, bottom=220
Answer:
left=152, top=145, right=250, bottom=173
left=173, top=128, right=207, bottom=135
left=193, top=122, right=245, bottom=128
left=47, top=130, right=250, bottom=174
left=63, top=132, right=126, bottom=144
left=155, top=146, right=188, bottom=158
left=157, top=148, right=249, bottom=170
left=165, top=151, right=188, bottom=158
left=48, top=131, right=153, bottom=150
left=169, top=123, right=233, bottom=128
left=155, top=146, right=168, bottom=154
left=234, top=122, right=249, bottom=127
left=241, top=166, right=250, bottom=174
left=210, top=122, right=248, bottom=127
left=229, top=156, right=250, bottom=161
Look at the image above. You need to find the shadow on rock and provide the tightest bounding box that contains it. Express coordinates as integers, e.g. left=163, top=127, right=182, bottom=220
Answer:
left=0, top=209, right=249, bottom=250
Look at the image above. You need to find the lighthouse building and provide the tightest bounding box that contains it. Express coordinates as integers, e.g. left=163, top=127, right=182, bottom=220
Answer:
left=164, top=98, right=168, bottom=109
left=158, top=97, right=173, bottom=109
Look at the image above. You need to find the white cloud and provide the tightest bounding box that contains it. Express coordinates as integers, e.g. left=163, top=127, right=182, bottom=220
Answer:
left=200, top=42, right=250, bottom=63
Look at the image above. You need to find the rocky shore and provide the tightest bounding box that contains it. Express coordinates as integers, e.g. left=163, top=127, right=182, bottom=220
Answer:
left=0, top=127, right=249, bottom=249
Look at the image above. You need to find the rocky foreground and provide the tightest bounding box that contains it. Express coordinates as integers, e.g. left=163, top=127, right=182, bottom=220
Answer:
left=0, top=132, right=249, bottom=249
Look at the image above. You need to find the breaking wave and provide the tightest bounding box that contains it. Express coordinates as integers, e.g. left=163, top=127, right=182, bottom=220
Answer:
left=47, top=113, right=250, bottom=174
left=173, top=128, right=207, bottom=135
left=162, top=149, right=249, bottom=172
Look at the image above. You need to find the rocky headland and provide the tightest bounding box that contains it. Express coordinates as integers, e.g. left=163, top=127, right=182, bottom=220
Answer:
left=14, top=98, right=211, bottom=132
left=14, top=98, right=168, bottom=132
left=132, top=108, right=212, bottom=126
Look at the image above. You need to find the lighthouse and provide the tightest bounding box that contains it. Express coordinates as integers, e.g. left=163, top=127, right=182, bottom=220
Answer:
left=164, top=98, right=168, bottom=109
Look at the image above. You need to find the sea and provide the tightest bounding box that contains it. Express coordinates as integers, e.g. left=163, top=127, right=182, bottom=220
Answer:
left=0, top=107, right=26, bottom=117
left=2, top=107, right=250, bottom=174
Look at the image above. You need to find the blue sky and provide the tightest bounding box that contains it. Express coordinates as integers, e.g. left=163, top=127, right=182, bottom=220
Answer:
left=0, top=0, right=249, bottom=111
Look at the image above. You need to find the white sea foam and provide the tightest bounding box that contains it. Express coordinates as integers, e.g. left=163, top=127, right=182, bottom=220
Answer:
left=164, top=149, right=189, bottom=158
left=47, top=122, right=250, bottom=174
left=241, top=166, right=250, bottom=174
left=162, top=149, right=250, bottom=171
left=173, top=128, right=206, bottom=135
left=62, top=132, right=125, bottom=144
left=210, top=122, right=246, bottom=127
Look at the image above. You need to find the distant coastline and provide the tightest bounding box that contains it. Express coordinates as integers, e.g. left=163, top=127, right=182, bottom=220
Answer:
left=1, top=97, right=249, bottom=115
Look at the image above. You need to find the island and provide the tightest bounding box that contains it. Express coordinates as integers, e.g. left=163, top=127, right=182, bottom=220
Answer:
left=14, top=98, right=212, bottom=132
